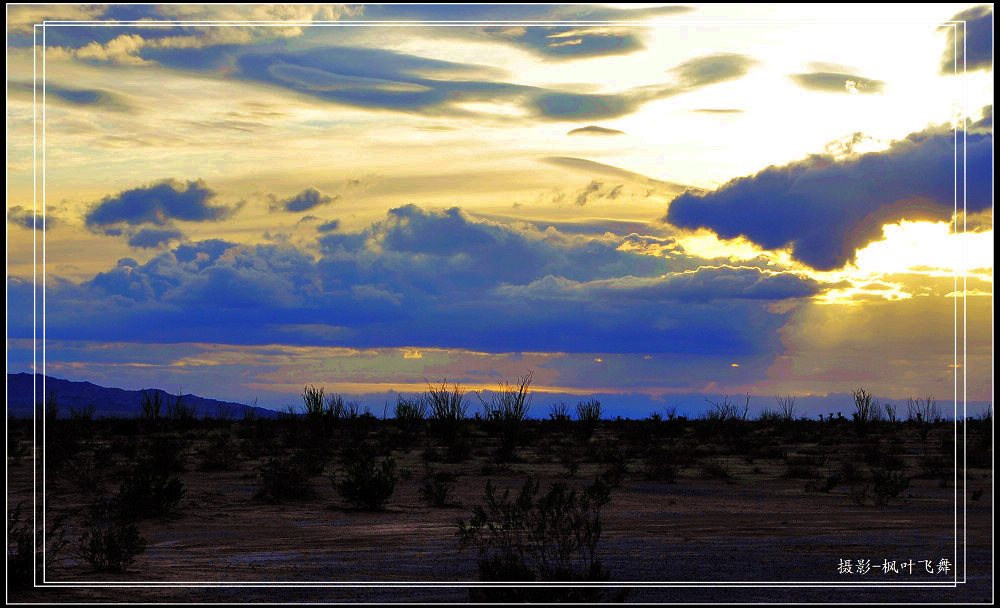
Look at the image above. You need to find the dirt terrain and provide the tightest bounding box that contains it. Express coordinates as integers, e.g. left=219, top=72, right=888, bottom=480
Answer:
left=6, top=412, right=993, bottom=603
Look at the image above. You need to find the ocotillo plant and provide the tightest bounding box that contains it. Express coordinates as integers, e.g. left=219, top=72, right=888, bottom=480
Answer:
left=476, top=371, right=534, bottom=463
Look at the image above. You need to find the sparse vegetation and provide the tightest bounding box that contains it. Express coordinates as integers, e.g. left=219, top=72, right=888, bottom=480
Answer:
left=10, top=379, right=986, bottom=596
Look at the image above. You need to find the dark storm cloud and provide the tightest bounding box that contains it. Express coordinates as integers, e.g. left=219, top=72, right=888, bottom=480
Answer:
left=664, top=128, right=993, bottom=270
left=271, top=187, right=338, bottom=213
left=7, top=205, right=58, bottom=231
left=316, top=219, right=340, bottom=233
left=85, top=179, right=235, bottom=227
left=11, top=203, right=838, bottom=361
left=127, top=228, right=185, bottom=249
left=567, top=125, right=626, bottom=136
left=790, top=72, right=885, bottom=94
left=940, top=5, right=993, bottom=74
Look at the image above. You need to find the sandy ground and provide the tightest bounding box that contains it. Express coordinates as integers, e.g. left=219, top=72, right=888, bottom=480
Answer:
left=6, top=419, right=993, bottom=603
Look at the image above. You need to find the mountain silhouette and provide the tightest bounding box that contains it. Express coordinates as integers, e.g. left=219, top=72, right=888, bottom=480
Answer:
left=5, top=373, right=275, bottom=419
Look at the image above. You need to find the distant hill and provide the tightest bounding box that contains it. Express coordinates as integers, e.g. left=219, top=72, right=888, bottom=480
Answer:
left=5, top=373, right=276, bottom=419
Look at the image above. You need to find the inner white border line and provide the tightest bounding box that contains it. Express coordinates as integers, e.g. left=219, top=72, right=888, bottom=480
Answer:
left=29, top=17, right=973, bottom=592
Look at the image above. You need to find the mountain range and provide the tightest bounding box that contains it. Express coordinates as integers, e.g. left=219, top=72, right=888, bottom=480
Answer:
left=5, top=373, right=276, bottom=419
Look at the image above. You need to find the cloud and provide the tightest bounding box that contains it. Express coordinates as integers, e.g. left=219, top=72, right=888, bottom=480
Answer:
left=7, top=81, right=134, bottom=112
left=664, top=127, right=993, bottom=270
left=127, top=228, right=185, bottom=249
left=567, top=180, right=626, bottom=206
left=670, top=53, right=758, bottom=88
left=133, top=42, right=755, bottom=123
left=358, top=5, right=691, bottom=61
left=790, top=72, right=885, bottom=94
left=270, top=187, right=338, bottom=213
left=317, top=219, right=340, bottom=233
left=84, top=179, right=236, bottom=227
left=567, top=125, right=626, bottom=136
left=940, top=5, right=993, bottom=74
left=495, top=266, right=825, bottom=303
left=8, top=205, right=57, bottom=231
left=540, top=156, right=689, bottom=193
left=6, top=5, right=107, bottom=35
left=39, top=5, right=364, bottom=66
left=971, top=104, right=992, bottom=132
left=481, top=25, right=647, bottom=61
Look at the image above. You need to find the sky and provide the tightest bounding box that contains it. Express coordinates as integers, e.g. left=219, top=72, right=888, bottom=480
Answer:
left=5, top=3, right=994, bottom=418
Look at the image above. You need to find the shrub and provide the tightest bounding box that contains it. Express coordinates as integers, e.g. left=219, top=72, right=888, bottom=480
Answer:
left=116, top=469, right=186, bottom=519
left=334, top=456, right=398, bottom=510
left=701, top=456, right=732, bottom=480
left=548, top=401, right=571, bottom=423
left=418, top=464, right=457, bottom=507
left=642, top=441, right=689, bottom=483
left=757, top=407, right=783, bottom=424
left=76, top=500, right=146, bottom=572
left=167, top=392, right=197, bottom=423
left=426, top=379, right=469, bottom=422
left=907, top=396, right=941, bottom=440
left=69, top=401, right=98, bottom=423
left=477, top=372, right=534, bottom=463
left=851, top=388, right=875, bottom=434
left=254, top=454, right=317, bottom=502
left=140, top=390, right=163, bottom=423
left=426, top=379, right=469, bottom=453
left=775, top=394, right=797, bottom=422
left=456, top=476, right=616, bottom=602
left=7, top=502, right=69, bottom=590
left=394, top=395, right=429, bottom=423
left=870, top=468, right=910, bottom=506
left=198, top=431, right=239, bottom=471
left=302, top=384, right=325, bottom=420
left=576, top=399, right=602, bottom=440
left=141, top=435, right=187, bottom=473
left=705, top=394, right=750, bottom=422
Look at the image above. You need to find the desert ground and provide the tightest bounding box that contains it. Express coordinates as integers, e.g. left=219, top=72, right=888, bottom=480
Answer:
left=6, top=394, right=993, bottom=603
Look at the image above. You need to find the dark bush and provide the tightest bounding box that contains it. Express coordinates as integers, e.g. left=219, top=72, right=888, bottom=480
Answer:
left=254, top=453, right=317, bottom=502
left=7, top=502, right=68, bottom=590
left=870, top=468, right=910, bottom=506
left=116, top=469, right=186, bottom=519
left=643, top=441, right=689, bottom=483
left=334, top=456, right=398, bottom=510
left=457, top=476, right=617, bottom=602
left=418, top=464, right=458, bottom=507
left=198, top=431, right=239, bottom=471
left=76, top=500, right=146, bottom=572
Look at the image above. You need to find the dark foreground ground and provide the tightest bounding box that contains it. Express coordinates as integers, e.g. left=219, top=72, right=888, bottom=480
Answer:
left=6, top=410, right=993, bottom=603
